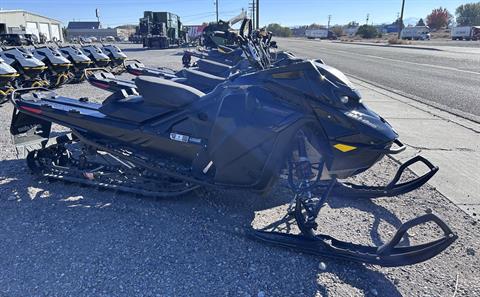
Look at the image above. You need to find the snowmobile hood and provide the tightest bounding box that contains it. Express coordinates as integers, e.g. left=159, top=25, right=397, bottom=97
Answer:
left=33, top=47, right=72, bottom=66
left=0, top=47, right=46, bottom=68
left=59, top=46, right=92, bottom=63
left=81, top=45, right=110, bottom=61
left=0, top=57, right=17, bottom=75
left=0, top=49, right=15, bottom=65
left=233, top=59, right=398, bottom=145
left=103, top=45, right=127, bottom=59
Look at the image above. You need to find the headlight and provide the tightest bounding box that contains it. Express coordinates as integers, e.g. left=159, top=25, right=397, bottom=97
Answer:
left=340, top=95, right=349, bottom=104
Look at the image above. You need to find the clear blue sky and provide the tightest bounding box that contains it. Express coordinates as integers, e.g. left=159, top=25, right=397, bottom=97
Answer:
left=0, top=0, right=469, bottom=27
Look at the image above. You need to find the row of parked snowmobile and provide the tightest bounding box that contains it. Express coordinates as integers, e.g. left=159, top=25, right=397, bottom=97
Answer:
left=6, top=19, right=457, bottom=267
left=0, top=41, right=128, bottom=103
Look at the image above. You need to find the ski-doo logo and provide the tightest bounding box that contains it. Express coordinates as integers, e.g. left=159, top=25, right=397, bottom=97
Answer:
left=346, top=111, right=377, bottom=129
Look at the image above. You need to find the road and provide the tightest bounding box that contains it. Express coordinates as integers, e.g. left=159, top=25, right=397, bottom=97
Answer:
left=277, top=38, right=480, bottom=121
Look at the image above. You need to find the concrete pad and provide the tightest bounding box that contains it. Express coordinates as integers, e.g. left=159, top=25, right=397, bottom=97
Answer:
left=387, top=118, right=479, bottom=151
left=352, top=78, right=480, bottom=131
left=407, top=150, right=480, bottom=205
left=364, top=100, right=437, bottom=119
left=349, top=77, right=480, bottom=220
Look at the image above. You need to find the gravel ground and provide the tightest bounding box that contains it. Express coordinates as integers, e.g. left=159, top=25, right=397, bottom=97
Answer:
left=0, top=44, right=479, bottom=297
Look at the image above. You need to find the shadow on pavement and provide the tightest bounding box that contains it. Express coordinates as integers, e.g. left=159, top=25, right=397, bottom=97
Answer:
left=0, top=157, right=402, bottom=296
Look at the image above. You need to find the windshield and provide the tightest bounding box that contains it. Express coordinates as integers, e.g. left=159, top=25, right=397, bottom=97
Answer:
left=315, top=62, right=354, bottom=88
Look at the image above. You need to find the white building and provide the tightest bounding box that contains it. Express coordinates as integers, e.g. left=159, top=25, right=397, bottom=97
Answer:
left=0, top=10, right=63, bottom=42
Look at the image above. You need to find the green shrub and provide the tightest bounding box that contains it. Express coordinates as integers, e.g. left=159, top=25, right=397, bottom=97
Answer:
left=356, top=25, right=378, bottom=39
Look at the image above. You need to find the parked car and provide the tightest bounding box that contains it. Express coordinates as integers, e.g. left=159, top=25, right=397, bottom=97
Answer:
left=104, top=36, right=115, bottom=42
left=451, top=26, right=480, bottom=41
left=400, top=26, right=431, bottom=40
left=80, top=37, right=92, bottom=44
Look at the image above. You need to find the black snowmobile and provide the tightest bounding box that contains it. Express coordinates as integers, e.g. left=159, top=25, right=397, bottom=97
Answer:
left=0, top=56, right=18, bottom=103
left=181, top=28, right=282, bottom=68
left=9, top=19, right=456, bottom=267
left=181, top=45, right=244, bottom=68
left=101, top=44, right=127, bottom=73
left=123, top=59, right=178, bottom=78
left=80, top=44, right=111, bottom=68
left=90, top=55, right=248, bottom=94
left=84, top=67, right=136, bottom=92
left=57, top=43, right=93, bottom=83
left=32, top=45, right=73, bottom=88
left=0, top=46, right=48, bottom=88
left=117, top=31, right=288, bottom=93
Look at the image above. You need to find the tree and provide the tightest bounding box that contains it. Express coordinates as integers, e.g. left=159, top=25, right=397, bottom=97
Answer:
left=416, top=18, right=426, bottom=26
left=392, top=18, right=405, bottom=30
left=330, top=25, right=344, bottom=37
left=456, top=2, right=480, bottom=26
left=266, top=23, right=292, bottom=37
left=347, top=21, right=359, bottom=28
left=307, top=23, right=325, bottom=29
left=356, top=24, right=378, bottom=38
left=427, top=7, right=450, bottom=30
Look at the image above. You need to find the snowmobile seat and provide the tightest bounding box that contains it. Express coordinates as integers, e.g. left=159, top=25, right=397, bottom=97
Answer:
left=135, top=76, right=205, bottom=108
left=196, top=59, right=232, bottom=77
left=99, top=88, right=174, bottom=123
left=181, top=68, right=225, bottom=90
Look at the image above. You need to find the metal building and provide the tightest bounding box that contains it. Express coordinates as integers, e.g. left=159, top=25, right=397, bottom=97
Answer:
left=0, top=10, right=63, bottom=42
left=66, top=21, right=118, bottom=40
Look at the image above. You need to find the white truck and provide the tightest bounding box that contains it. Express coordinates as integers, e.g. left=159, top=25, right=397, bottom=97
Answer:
left=451, top=26, right=480, bottom=40
left=400, top=26, right=431, bottom=40
left=305, top=29, right=336, bottom=40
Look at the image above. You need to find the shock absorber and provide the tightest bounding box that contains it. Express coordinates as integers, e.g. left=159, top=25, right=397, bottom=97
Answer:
left=295, top=131, right=313, bottom=182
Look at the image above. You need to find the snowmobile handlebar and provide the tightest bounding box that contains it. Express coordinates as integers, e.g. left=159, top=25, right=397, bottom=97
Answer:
left=83, top=67, right=111, bottom=80
left=122, top=59, right=143, bottom=68
left=239, top=18, right=253, bottom=40
left=9, top=86, right=50, bottom=106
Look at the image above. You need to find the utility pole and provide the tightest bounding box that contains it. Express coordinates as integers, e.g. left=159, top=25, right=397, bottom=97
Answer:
left=215, top=0, right=219, bottom=23
left=249, top=0, right=256, bottom=28
left=366, top=13, right=370, bottom=25
left=256, top=0, right=259, bottom=29
left=398, top=0, right=405, bottom=38
left=327, top=14, right=331, bottom=30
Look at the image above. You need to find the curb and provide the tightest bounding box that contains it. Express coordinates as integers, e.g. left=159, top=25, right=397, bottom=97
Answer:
left=333, top=41, right=443, bottom=51
left=348, top=74, right=480, bottom=126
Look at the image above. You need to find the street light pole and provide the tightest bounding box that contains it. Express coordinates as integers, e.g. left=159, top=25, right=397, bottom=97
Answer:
left=250, top=0, right=256, bottom=29
left=397, top=0, right=405, bottom=38
left=256, top=0, right=260, bottom=29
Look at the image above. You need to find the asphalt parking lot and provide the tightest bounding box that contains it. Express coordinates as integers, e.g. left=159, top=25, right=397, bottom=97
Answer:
left=0, top=44, right=479, bottom=297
